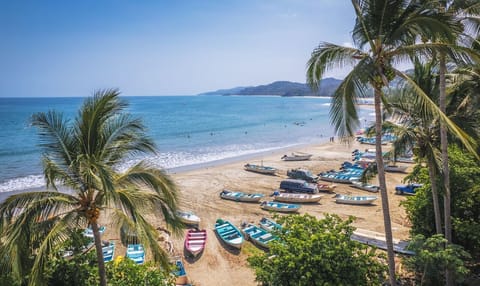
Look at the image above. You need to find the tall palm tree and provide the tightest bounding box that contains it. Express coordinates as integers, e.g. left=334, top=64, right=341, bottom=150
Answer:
left=0, top=89, right=183, bottom=286
left=385, top=58, right=443, bottom=234
left=429, top=3, right=480, bottom=284
left=306, top=1, right=473, bottom=284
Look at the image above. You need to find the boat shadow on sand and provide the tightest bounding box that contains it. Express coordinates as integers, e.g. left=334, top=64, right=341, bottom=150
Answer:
left=183, top=246, right=204, bottom=263
left=213, top=230, right=242, bottom=255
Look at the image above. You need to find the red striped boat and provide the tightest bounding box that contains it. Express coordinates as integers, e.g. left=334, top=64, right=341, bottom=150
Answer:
left=184, top=229, right=207, bottom=257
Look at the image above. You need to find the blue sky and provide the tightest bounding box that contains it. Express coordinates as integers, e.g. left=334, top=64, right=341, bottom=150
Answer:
left=0, top=0, right=355, bottom=97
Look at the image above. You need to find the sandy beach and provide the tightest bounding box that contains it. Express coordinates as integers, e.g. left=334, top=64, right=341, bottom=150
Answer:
left=1, top=139, right=411, bottom=285
left=152, top=139, right=411, bottom=286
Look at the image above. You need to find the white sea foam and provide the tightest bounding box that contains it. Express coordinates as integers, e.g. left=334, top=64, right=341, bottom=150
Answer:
left=0, top=175, right=45, bottom=193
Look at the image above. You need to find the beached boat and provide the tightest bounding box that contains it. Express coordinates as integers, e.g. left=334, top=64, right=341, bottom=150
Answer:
left=260, top=201, right=301, bottom=213
left=214, top=219, right=244, bottom=249
left=126, top=244, right=145, bottom=264
left=176, top=210, right=201, bottom=225
left=281, top=152, right=312, bottom=161
left=317, top=183, right=337, bottom=192
left=334, top=194, right=377, bottom=205
left=259, top=217, right=282, bottom=232
left=241, top=223, right=278, bottom=249
left=83, top=225, right=106, bottom=238
left=220, top=189, right=264, bottom=202
left=384, top=165, right=408, bottom=173
left=184, top=229, right=207, bottom=257
left=350, top=181, right=380, bottom=193
left=172, top=258, right=188, bottom=285
left=319, top=173, right=358, bottom=184
left=102, top=241, right=115, bottom=262
left=244, top=163, right=277, bottom=175
left=272, top=191, right=323, bottom=203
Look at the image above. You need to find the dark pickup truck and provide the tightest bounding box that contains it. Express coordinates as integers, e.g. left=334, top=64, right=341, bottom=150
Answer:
left=286, top=168, right=318, bottom=183
left=395, top=183, right=423, bottom=195
left=279, top=179, right=319, bottom=194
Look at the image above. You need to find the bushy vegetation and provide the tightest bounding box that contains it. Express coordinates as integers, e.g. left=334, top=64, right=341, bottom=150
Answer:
left=248, top=214, right=387, bottom=285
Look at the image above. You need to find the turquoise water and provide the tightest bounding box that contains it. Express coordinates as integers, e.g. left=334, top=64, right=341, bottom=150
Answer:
left=0, top=95, right=374, bottom=192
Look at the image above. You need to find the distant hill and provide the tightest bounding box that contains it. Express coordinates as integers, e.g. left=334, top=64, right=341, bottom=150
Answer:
left=199, top=78, right=342, bottom=97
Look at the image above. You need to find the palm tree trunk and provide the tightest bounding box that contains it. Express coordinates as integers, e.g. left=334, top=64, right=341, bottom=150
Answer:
left=374, top=88, right=396, bottom=285
left=92, top=222, right=108, bottom=286
left=427, top=159, right=442, bottom=234
left=439, top=53, right=454, bottom=286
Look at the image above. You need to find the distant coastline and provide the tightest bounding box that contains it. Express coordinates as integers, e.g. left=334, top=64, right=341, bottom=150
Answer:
left=199, top=79, right=344, bottom=97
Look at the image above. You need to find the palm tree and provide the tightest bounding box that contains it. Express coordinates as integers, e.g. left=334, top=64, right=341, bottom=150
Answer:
left=385, top=58, right=443, bottom=234
left=0, top=89, right=183, bottom=286
left=306, top=1, right=472, bottom=284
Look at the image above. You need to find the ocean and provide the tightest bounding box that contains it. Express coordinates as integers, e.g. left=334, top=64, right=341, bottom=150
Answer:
left=0, top=95, right=374, bottom=193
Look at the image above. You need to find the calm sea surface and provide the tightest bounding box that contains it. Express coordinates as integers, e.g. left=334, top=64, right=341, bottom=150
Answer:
left=0, top=95, right=374, bottom=193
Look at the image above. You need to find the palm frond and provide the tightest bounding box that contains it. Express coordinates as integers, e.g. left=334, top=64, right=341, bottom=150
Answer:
left=329, top=59, right=372, bottom=138
left=306, top=42, right=364, bottom=90
left=395, top=69, right=478, bottom=158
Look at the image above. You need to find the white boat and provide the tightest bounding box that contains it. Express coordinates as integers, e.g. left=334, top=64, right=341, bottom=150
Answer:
left=244, top=163, right=277, bottom=175
left=272, top=192, right=323, bottom=203
left=334, top=194, right=377, bottom=205
left=350, top=181, right=380, bottom=193
left=281, top=152, right=312, bottom=161
left=176, top=210, right=201, bottom=225
left=384, top=165, right=407, bottom=173
left=260, top=201, right=301, bottom=213
left=395, top=157, right=415, bottom=164
left=220, top=189, right=264, bottom=202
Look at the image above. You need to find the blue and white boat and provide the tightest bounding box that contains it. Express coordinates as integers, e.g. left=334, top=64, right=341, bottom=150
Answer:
left=259, top=217, right=282, bottom=232
left=334, top=194, right=377, bottom=205
left=83, top=225, right=106, bottom=238
left=241, top=223, right=278, bottom=249
left=126, top=244, right=145, bottom=264
left=102, top=241, right=115, bottom=262
left=214, top=219, right=244, bottom=249
left=220, top=189, right=264, bottom=202
left=260, top=201, right=301, bottom=213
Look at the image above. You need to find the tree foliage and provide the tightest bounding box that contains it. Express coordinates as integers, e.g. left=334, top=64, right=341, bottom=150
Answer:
left=405, top=234, right=471, bottom=285
left=248, top=214, right=386, bottom=286
left=402, top=145, right=480, bottom=258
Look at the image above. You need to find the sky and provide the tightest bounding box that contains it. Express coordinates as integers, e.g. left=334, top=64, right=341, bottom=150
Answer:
left=0, top=0, right=355, bottom=97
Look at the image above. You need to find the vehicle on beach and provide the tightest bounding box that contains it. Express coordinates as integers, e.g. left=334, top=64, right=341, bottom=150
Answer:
left=395, top=183, right=422, bottom=195
left=244, top=163, right=278, bottom=175
left=184, top=229, right=207, bottom=258
left=220, top=189, right=264, bottom=202
left=214, top=219, right=244, bottom=249
left=272, top=191, right=323, bottom=203
left=286, top=168, right=318, bottom=183
left=260, top=201, right=301, bottom=213
left=334, top=194, right=377, bottom=205
left=281, top=152, right=313, bottom=161
left=279, top=179, right=318, bottom=194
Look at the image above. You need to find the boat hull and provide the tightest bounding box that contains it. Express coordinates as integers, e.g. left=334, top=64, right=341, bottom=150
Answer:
left=215, top=220, right=244, bottom=249
left=184, top=229, right=207, bottom=257
left=244, top=164, right=277, bottom=175
left=335, top=195, right=377, bottom=205
left=260, top=201, right=301, bottom=213
left=177, top=211, right=201, bottom=225
left=220, top=189, right=264, bottom=202
left=273, top=193, right=323, bottom=203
